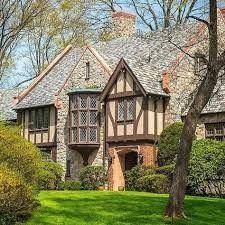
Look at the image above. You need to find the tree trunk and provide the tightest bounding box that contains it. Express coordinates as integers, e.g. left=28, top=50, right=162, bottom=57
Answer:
left=165, top=0, right=218, bottom=218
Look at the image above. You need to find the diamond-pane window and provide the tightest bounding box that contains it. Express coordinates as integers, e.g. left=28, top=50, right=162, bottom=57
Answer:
left=72, top=111, right=78, bottom=126
left=118, top=100, right=125, bottom=121
left=79, top=111, right=87, bottom=125
left=90, top=96, right=97, bottom=109
left=80, top=96, right=87, bottom=108
left=90, top=111, right=97, bottom=125
left=127, top=98, right=134, bottom=120
left=90, top=127, right=97, bottom=142
left=72, top=128, right=78, bottom=143
left=80, top=128, right=87, bottom=142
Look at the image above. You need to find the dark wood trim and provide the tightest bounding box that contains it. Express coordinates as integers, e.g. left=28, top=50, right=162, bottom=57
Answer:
left=100, top=58, right=146, bottom=102
left=36, top=142, right=57, bottom=147
left=68, top=144, right=100, bottom=149
left=107, top=91, right=142, bottom=100
left=106, top=134, right=159, bottom=143
left=115, top=99, right=118, bottom=137
left=154, top=98, right=158, bottom=136
left=48, top=106, right=51, bottom=143
left=144, top=96, right=148, bottom=135
left=134, top=97, right=144, bottom=134
left=124, top=70, right=126, bottom=92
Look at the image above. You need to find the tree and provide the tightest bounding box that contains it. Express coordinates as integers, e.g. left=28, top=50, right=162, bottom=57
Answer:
left=126, top=0, right=207, bottom=31
left=0, top=0, right=47, bottom=79
left=17, top=0, right=89, bottom=86
left=165, top=0, right=225, bottom=218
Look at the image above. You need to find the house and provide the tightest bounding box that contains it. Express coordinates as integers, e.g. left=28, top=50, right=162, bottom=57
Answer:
left=11, top=9, right=225, bottom=190
left=0, top=88, right=23, bottom=123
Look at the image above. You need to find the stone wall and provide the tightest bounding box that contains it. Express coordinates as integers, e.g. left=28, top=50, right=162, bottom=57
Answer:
left=56, top=48, right=110, bottom=179
left=112, top=11, right=136, bottom=39
left=165, top=12, right=225, bottom=127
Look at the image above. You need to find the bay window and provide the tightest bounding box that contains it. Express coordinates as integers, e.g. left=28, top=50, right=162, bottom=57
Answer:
left=69, top=93, right=99, bottom=144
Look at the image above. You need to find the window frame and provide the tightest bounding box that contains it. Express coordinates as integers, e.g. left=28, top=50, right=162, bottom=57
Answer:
left=117, top=97, right=135, bottom=122
left=29, top=107, right=50, bottom=131
left=85, top=62, right=90, bottom=80
left=205, top=122, right=225, bottom=141
left=70, top=94, right=99, bottom=144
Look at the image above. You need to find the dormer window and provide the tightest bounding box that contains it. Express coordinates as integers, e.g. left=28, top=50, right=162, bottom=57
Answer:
left=85, top=62, right=90, bottom=79
left=68, top=89, right=101, bottom=146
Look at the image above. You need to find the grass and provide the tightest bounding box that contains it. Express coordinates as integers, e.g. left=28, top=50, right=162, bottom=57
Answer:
left=24, top=191, right=225, bottom=225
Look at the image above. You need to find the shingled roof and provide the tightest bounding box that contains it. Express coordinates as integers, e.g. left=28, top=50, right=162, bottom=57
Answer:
left=15, top=22, right=202, bottom=109
left=95, top=23, right=200, bottom=96
left=0, top=88, right=22, bottom=121
left=15, top=47, right=82, bottom=109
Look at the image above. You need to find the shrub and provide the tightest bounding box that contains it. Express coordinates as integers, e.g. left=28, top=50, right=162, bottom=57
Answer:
left=80, top=166, right=106, bottom=190
left=156, top=164, right=175, bottom=186
left=0, top=123, right=42, bottom=185
left=187, top=139, right=225, bottom=197
left=158, top=122, right=183, bottom=166
left=0, top=165, right=34, bottom=224
left=63, top=180, right=82, bottom=190
left=137, top=174, right=169, bottom=193
left=38, top=161, right=63, bottom=190
left=125, top=165, right=155, bottom=191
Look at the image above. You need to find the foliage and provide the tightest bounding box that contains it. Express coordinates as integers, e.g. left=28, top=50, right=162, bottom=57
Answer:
left=158, top=122, right=183, bottom=166
left=38, top=161, right=63, bottom=190
left=26, top=191, right=225, bottom=225
left=137, top=174, right=169, bottom=193
left=79, top=166, right=106, bottom=190
left=187, top=139, right=225, bottom=197
left=0, top=123, right=42, bottom=185
left=156, top=164, right=175, bottom=186
left=125, top=165, right=155, bottom=191
left=0, top=165, right=34, bottom=224
left=63, top=180, right=82, bottom=190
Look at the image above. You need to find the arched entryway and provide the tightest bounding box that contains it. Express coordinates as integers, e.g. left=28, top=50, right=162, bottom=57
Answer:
left=112, top=146, right=140, bottom=190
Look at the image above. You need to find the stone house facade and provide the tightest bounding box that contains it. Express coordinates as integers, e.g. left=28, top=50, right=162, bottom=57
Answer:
left=12, top=9, right=225, bottom=190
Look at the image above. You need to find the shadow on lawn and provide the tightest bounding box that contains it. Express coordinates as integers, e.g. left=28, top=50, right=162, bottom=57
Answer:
left=28, top=192, right=225, bottom=225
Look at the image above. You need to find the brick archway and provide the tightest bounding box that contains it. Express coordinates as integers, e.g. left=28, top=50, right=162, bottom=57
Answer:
left=111, top=146, right=140, bottom=191
left=108, top=143, right=157, bottom=191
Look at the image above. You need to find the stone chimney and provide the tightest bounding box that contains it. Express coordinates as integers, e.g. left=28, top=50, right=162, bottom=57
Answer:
left=112, top=11, right=136, bottom=38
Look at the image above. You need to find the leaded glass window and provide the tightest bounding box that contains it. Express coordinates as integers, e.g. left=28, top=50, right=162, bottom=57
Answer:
left=80, top=96, right=87, bottom=108
left=90, top=111, right=97, bottom=125
left=117, top=98, right=135, bottom=122
left=118, top=100, right=125, bottom=121
left=127, top=98, right=134, bottom=120
left=90, top=127, right=97, bottom=142
left=70, top=94, right=99, bottom=144
left=80, top=127, right=87, bottom=142
left=79, top=111, right=88, bottom=125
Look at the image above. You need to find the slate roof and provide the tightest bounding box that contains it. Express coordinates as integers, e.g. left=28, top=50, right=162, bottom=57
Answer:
left=95, top=23, right=200, bottom=96
left=0, top=88, right=22, bottom=121
left=15, top=48, right=82, bottom=109
left=15, top=22, right=201, bottom=109
left=201, top=78, right=225, bottom=114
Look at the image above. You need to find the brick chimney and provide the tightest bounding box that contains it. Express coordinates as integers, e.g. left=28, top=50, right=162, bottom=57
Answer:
left=162, top=71, right=170, bottom=94
left=112, top=11, right=136, bottom=38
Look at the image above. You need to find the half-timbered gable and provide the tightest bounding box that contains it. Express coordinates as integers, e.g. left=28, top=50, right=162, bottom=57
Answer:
left=101, top=58, right=166, bottom=144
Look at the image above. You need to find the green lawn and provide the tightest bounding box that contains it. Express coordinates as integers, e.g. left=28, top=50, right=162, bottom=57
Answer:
left=25, top=191, right=225, bottom=225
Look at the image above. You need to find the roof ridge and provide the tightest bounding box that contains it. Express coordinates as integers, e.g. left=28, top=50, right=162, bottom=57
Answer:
left=15, top=45, right=72, bottom=104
